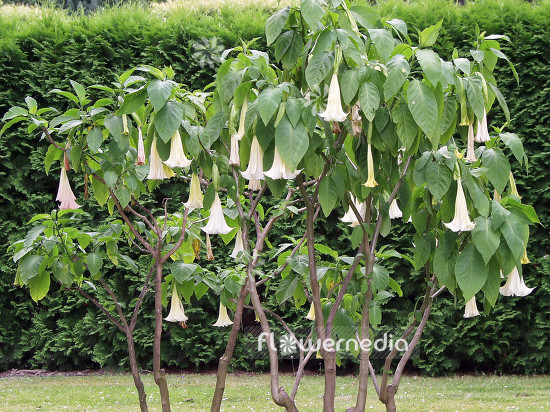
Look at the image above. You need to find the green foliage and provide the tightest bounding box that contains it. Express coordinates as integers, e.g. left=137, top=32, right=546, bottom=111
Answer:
left=1, top=0, right=549, bottom=377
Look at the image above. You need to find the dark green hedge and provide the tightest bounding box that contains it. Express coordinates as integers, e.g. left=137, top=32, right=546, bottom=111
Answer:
left=0, top=0, right=548, bottom=376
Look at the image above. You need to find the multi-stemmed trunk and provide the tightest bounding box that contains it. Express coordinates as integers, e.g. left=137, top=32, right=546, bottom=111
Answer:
left=126, top=330, right=148, bottom=412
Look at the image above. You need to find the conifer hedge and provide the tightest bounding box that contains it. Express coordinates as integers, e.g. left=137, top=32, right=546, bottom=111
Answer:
left=0, top=0, right=548, bottom=375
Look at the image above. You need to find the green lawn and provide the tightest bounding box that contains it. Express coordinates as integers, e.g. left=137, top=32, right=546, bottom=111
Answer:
left=0, top=373, right=549, bottom=411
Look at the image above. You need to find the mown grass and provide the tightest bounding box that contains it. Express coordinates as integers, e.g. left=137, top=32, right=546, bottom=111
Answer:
left=0, top=373, right=549, bottom=411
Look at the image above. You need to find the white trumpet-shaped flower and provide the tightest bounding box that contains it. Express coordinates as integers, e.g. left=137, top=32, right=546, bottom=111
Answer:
left=56, top=167, right=81, bottom=210
left=241, top=136, right=264, bottom=188
left=305, top=302, right=315, bottom=321
left=136, top=127, right=146, bottom=165
left=164, top=130, right=192, bottom=169
left=444, top=178, right=475, bottom=232
left=229, top=134, right=240, bottom=166
left=230, top=227, right=245, bottom=259
left=319, top=73, right=348, bottom=123
left=213, top=301, right=233, bottom=327
left=264, top=147, right=301, bottom=180
left=201, top=192, right=233, bottom=235
left=147, top=137, right=169, bottom=180
left=474, top=110, right=490, bottom=143
left=464, top=296, right=480, bottom=318
left=363, top=143, right=378, bottom=188
left=500, top=267, right=535, bottom=297
left=389, top=199, right=402, bottom=219
left=184, top=173, right=203, bottom=210
left=165, top=284, right=188, bottom=323
left=465, top=124, right=477, bottom=162
left=341, top=195, right=367, bottom=227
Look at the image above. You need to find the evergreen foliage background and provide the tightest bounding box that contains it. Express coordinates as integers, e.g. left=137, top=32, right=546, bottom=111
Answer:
left=0, top=0, right=548, bottom=375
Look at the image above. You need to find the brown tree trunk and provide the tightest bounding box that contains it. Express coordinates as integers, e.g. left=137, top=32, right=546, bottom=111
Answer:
left=153, top=261, right=171, bottom=411
left=210, top=283, right=248, bottom=412
left=126, top=330, right=148, bottom=412
left=384, top=385, right=397, bottom=412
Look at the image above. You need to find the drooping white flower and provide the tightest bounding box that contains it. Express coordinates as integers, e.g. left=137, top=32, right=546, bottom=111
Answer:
left=474, top=110, right=490, bottom=143
left=363, top=143, right=378, bottom=188
left=305, top=302, right=315, bottom=321
left=164, top=130, right=192, bottom=169
left=147, top=137, right=169, bottom=180
left=351, top=103, right=362, bottom=137
left=230, top=227, right=245, bottom=259
left=184, top=173, right=203, bottom=210
left=229, top=134, right=240, bottom=166
left=389, top=199, right=402, bottom=219
left=264, top=147, right=301, bottom=180
left=500, top=267, right=535, bottom=297
left=201, top=192, right=233, bottom=235
left=444, top=177, right=475, bottom=232
left=241, top=136, right=264, bottom=189
left=136, top=127, right=146, bottom=165
left=206, top=233, right=215, bottom=261
left=213, top=301, right=233, bottom=327
left=464, top=296, right=480, bottom=318
left=465, top=124, right=476, bottom=162
left=341, top=194, right=366, bottom=227
left=165, top=284, right=188, bottom=323
left=56, top=167, right=81, bottom=210
left=233, top=98, right=248, bottom=141
left=318, top=73, right=348, bottom=123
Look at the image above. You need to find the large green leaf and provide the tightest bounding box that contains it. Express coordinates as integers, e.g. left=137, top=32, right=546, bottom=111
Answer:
left=118, top=87, right=147, bottom=114
left=482, top=257, right=501, bottom=308
left=419, top=19, right=442, bottom=48
left=19, top=254, right=45, bottom=283
left=147, top=79, right=174, bottom=111
left=482, top=148, right=511, bottom=194
left=104, top=114, right=130, bottom=148
left=384, top=54, right=410, bottom=101
left=433, top=231, right=458, bottom=292
left=425, top=159, right=452, bottom=201
left=340, top=69, right=362, bottom=105
left=392, top=102, right=418, bottom=149
left=28, top=270, right=50, bottom=302
left=472, top=216, right=500, bottom=265
left=301, top=0, right=324, bottom=29
left=455, top=243, right=488, bottom=301
left=499, top=132, right=525, bottom=166
left=305, top=52, right=333, bottom=90
left=371, top=264, right=389, bottom=291
left=319, top=176, right=338, bottom=217
left=415, top=49, right=442, bottom=87
left=466, top=76, right=485, bottom=121
left=258, top=87, right=283, bottom=125
left=86, top=253, right=103, bottom=279
left=275, top=117, right=309, bottom=171
left=155, top=100, right=184, bottom=143
left=172, top=262, right=198, bottom=283
left=276, top=273, right=299, bottom=304
left=407, top=80, right=438, bottom=140
left=367, top=28, right=394, bottom=62
left=358, top=81, right=380, bottom=122
left=266, top=7, right=290, bottom=45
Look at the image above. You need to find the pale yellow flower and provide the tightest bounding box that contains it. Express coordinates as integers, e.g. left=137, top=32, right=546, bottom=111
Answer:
left=319, top=73, right=347, bottom=123
left=444, top=178, right=475, bottom=232
left=363, top=143, right=378, bottom=188
left=165, top=283, right=188, bottom=323
left=464, top=296, right=480, bottom=318
left=213, top=301, right=233, bottom=327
